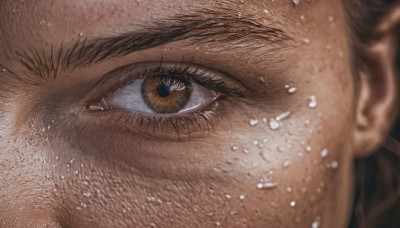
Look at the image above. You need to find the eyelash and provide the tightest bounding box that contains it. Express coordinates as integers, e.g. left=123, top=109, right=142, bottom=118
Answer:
left=85, top=61, right=249, bottom=140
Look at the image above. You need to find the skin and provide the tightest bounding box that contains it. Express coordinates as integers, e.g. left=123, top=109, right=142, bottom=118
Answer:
left=0, top=0, right=398, bottom=227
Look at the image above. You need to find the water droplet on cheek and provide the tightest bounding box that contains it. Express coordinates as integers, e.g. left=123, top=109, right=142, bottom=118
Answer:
left=268, top=118, right=280, bottom=130
left=290, top=200, right=296, bottom=207
left=308, top=96, right=318, bottom=109
left=320, top=149, right=329, bottom=158
left=249, top=118, right=259, bottom=127
left=231, top=145, right=238, bottom=151
left=256, top=178, right=278, bottom=190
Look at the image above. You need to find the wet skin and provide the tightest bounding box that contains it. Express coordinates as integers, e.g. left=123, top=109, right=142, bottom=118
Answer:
left=0, top=0, right=393, bottom=227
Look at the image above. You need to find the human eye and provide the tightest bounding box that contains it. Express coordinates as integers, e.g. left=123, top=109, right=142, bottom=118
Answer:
left=85, top=61, right=248, bottom=140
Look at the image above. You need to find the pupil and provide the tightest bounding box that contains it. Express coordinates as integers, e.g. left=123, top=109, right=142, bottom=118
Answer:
left=156, top=83, right=171, bottom=97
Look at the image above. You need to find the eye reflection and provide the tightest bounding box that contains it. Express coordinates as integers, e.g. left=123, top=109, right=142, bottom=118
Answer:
left=97, top=75, right=218, bottom=115
left=142, top=77, right=192, bottom=113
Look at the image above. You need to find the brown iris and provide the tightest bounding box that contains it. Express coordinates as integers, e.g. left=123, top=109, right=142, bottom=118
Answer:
left=142, top=77, right=193, bottom=113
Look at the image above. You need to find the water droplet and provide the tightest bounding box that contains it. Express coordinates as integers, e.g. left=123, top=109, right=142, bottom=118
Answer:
left=305, top=146, right=312, bottom=153
left=259, top=77, right=265, bottom=83
left=288, top=87, right=297, bottom=94
left=320, top=149, right=329, bottom=158
left=290, top=200, right=296, bottom=207
left=239, top=195, right=245, bottom=200
left=263, top=9, right=269, bottom=14
left=55, top=155, right=59, bottom=160
left=89, top=105, right=104, bottom=111
left=268, top=118, right=280, bottom=130
left=249, top=118, right=259, bottom=127
left=225, top=194, right=232, bottom=199
left=329, top=160, right=339, bottom=169
left=293, top=0, right=300, bottom=6
left=308, top=96, right=318, bottom=109
left=83, top=192, right=91, bottom=197
left=231, top=145, right=238, bottom=151
left=257, top=178, right=278, bottom=190
left=253, top=140, right=259, bottom=146
left=286, top=187, right=293, bottom=193
left=60, top=175, right=65, bottom=180
left=275, top=111, right=292, bottom=121
left=283, top=160, right=291, bottom=168
left=1, top=68, right=6, bottom=72
left=79, top=32, right=84, bottom=36
left=303, top=38, right=311, bottom=44
left=312, top=216, right=321, bottom=228
left=243, top=148, right=250, bottom=153
left=76, top=206, right=82, bottom=210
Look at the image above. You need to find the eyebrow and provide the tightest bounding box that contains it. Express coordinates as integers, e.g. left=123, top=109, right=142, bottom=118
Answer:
left=16, top=9, right=293, bottom=81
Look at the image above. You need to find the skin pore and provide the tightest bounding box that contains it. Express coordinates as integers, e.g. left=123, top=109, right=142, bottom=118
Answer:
left=0, top=0, right=397, bottom=227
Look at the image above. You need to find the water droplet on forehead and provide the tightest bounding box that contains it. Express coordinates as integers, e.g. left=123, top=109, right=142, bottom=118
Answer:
left=249, top=118, right=259, bottom=127
left=239, top=194, right=245, bottom=200
left=268, top=118, right=280, bottom=130
left=243, top=148, right=250, bottom=153
left=308, top=96, right=318, bottom=109
left=286, top=187, right=293, bottom=193
left=231, top=145, right=238, bottom=151
left=1, top=68, right=6, bottom=72
left=305, top=146, right=312, bottom=152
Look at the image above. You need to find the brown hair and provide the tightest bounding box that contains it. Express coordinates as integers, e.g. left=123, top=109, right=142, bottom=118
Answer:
left=343, top=0, right=400, bottom=227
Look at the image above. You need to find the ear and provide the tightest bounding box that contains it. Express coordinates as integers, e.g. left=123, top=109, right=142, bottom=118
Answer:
left=353, top=5, right=400, bottom=158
